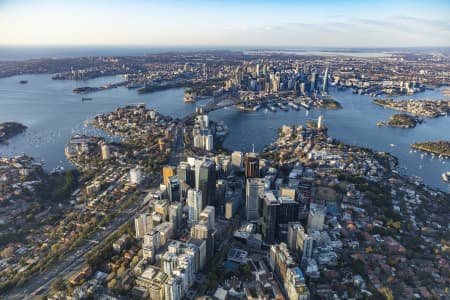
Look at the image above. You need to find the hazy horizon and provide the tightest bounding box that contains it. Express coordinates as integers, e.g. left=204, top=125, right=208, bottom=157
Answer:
left=0, top=0, right=449, bottom=48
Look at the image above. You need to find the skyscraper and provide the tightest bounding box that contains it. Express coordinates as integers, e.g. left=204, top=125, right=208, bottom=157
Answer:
left=164, top=276, right=182, bottom=300
left=100, top=143, right=110, bottom=160
left=322, top=67, right=328, bottom=93
left=187, top=189, right=202, bottom=227
left=287, top=222, right=303, bottom=251
left=307, top=205, right=326, bottom=231
left=261, top=191, right=279, bottom=244
left=231, top=151, right=244, bottom=170
left=199, top=206, right=215, bottom=229
left=168, top=176, right=181, bottom=203
left=244, top=152, right=259, bottom=178
left=296, top=228, right=313, bottom=260
left=310, top=72, right=317, bottom=93
left=130, top=167, right=143, bottom=185
left=245, top=178, right=265, bottom=221
left=317, top=115, right=324, bottom=130
left=177, top=162, right=195, bottom=188
left=215, top=179, right=227, bottom=216
left=196, top=160, right=216, bottom=208
left=169, top=202, right=183, bottom=232
left=277, top=196, right=299, bottom=224
left=143, top=230, right=161, bottom=260
left=135, top=213, right=153, bottom=238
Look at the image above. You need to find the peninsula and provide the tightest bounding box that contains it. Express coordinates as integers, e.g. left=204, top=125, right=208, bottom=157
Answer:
left=373, top=98, right=450, bottom=118
left=0, top=122, right=27, bottom=144
left=411, top=141, right=450, bottom=157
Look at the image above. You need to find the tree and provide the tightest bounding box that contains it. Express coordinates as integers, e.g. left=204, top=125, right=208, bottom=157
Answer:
left=130, top=256, right=140, bottom=268
left=117, top=265, right=126, bottom=278
left=50, top=243, right=60, bottom=254
left=51, top=278, right=66, bottom=292
left=240, top=264, right=252, bottom=277
left=107, top=279, right=117, bottom=291
left=206, top=272, right=218, bottom=291
left=106, top=272, right=116, bottom=282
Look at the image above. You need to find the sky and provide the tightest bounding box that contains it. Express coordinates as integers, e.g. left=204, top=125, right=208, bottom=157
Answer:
left=0, top=0, right=449, bottom=48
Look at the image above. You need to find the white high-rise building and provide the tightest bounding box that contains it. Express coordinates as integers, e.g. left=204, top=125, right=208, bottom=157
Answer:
left=134, top=213, right=153, bottom=238
left=317, top=115, right=324, bottom=130
left=199, top=206, right=215, bottom=229
left=130, top=168, right=142, bottom=185
left=161, top=252, right=178, bottom=275
left=187, top=189, right=202, bottom=227
left=231, top=151, right=243, bottom=170
left=101, top=143, right=110, bottom=160
left=322, top=67, right=329, bottom=93
left=205, top=134, right=214, bottom=151
left=143, top=230, right=160, bottom=260
left=164, top=276, right=183, bottom=300
left=307, top=205, right=326, bottom=231
left=287, top=222, right=303, bottom=251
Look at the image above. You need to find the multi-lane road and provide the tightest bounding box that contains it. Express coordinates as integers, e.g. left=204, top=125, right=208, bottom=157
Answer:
left=4, top=195, right=144, bottom=299
left=4, top=123, right=185, bottom=299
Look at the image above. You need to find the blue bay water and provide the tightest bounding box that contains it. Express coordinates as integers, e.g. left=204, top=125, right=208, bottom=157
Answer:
left=0, top=74, right=449, bottom=191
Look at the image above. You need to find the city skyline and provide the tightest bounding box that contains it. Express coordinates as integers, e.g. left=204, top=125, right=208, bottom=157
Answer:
left=0, top=0, right=449, bottom=47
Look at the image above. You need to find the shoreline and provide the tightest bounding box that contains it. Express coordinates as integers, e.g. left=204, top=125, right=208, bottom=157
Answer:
left=410, top=141, right=450, bottom=157
left=0, top=122, right=27, bottom=144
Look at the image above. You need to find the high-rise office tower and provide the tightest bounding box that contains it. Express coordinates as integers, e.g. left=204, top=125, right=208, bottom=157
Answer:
left=261, top=191, right=279, bottom=244
left=277, top=196, right=299, bottom=225
left=169, top=202, right=183, bottom=232
left=245, top=178, right=265, bottom=221
left=317, top=115, right=324, bottom=130
left=300, top=82, right=306, bottom=95
left=215, top=179, right=227, bottom=216
left=287, top=222, right=303, bottom=251
left=177, top=162, right=195, bottom=188
left=310, top=72, right=317, bottom=93
left=322, top=67, right=328, bottom=93
left=296, top=228, right=314, bottom=260
left=199, top=206, right=215, bottom=229
left=130, top=168, right=143, bottom=185
left=135, top=213, right=153, bottom=238
left=187, top=189, right=202, bottom=227
left=100, top=143, right=110, bottom=160
left=244, top=152, right=259, bottom=178
left=190, top=207, right=217, bottom=259
left=143, top=230, right=161, bottom=260
left=168, top=176, right=181, bottom=203
left=231, top=151, right=244, bottom=170
left=164, top=276, right=182, bottom=300
left=163, top=166, right=176, bottom=185
left=196, top=160, right=216, bottom=208
left=202, top=63, right=207, bottom=78
left=307, top=205, right=326, bottom=231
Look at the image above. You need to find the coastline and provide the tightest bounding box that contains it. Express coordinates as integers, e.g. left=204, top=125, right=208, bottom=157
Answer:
left=411, top=141, right=450, bottom=157
left=0, top=122, right=27, bottom=144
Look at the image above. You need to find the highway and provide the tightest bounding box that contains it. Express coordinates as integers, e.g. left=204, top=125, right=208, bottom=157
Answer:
left=4, top=124, right=185, bottom=299
left=4, top=196, right=144, bottom=300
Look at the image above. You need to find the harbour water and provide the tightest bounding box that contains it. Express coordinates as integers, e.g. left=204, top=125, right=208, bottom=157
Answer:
left=0, top=74, right=449, bottom=191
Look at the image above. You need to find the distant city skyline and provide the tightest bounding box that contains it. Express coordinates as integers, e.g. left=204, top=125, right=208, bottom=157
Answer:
left=0, top=0, right=449, bottom=47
